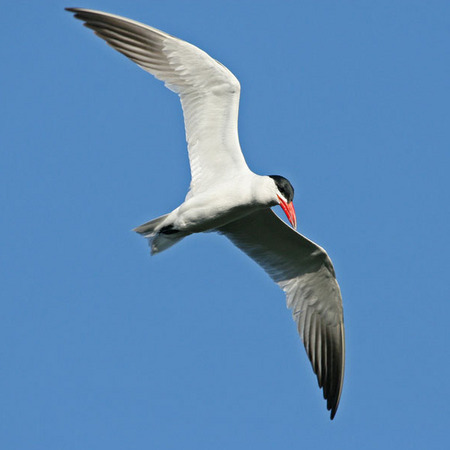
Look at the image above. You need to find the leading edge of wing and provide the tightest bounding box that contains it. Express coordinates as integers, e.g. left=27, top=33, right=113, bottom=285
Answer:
left=218, top=209, right=345, bottom=419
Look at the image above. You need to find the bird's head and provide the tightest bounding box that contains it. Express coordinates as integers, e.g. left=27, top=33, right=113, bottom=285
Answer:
left=269, top=175, right=297, bottom=230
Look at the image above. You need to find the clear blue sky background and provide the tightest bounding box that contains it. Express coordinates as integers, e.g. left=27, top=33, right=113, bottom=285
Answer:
left=1, top=1, right=449, bottom=448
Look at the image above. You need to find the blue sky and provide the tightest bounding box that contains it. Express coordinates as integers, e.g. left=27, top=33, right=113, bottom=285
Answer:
left=1, top=1, right=449, bottom=448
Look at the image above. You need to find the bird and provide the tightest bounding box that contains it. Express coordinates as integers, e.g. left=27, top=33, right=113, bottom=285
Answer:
left=66, top=7, right=345, bottom=419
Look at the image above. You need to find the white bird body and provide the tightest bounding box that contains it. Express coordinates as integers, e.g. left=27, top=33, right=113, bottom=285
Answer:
left=166, top=175, right=278, bottom=232
left=139, top=173, right=281, bottom=253
left=67, top=7, right=345, bottom=419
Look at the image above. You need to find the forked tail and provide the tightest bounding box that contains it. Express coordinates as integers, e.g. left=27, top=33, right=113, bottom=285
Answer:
left=134, top=214, right=185, bottom=255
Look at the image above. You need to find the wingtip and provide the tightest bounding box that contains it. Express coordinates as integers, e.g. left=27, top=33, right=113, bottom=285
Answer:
left=326, top=380, right=343, bottom=420
left=65, top=7, right=92, bottom=16
left=329, top=407, right=337, bottom=420
left=325, top=373, right=343, bottom=420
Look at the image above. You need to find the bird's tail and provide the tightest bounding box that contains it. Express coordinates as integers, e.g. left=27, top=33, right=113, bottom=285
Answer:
left=134, top=214, right=185, bottom=255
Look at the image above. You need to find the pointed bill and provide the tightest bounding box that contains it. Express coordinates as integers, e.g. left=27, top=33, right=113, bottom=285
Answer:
left=277, top=195, right=297, bottom=229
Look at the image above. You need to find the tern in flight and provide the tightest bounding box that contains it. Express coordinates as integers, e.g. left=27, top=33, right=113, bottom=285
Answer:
left=67, top=7, right=345, bottom=419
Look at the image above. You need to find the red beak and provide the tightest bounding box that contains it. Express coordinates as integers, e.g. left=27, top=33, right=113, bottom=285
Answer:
left=277, top=195, right=297, bottom=230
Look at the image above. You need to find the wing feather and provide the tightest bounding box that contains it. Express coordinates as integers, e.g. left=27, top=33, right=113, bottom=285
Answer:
left=219, top=209, right=345, bottom=419
left=67, top=8, right=250, bottom=194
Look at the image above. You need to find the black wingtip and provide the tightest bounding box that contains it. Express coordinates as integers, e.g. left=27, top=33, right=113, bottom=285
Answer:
left=330, top=408, right=337, bottom=420
left=65, top=7, right=89, bottom=18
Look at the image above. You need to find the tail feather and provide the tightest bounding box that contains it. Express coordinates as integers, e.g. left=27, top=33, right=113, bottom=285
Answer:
left=133, top=214, right=169, bottom=236
left=151, top=232, right=185, bottom=255
left=134, top=214, right=185, bottom=255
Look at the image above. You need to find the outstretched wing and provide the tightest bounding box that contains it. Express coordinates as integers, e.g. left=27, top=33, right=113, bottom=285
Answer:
left=67, top=8, right=250, bottom=195
left=219, top=209, right=345, bottom=419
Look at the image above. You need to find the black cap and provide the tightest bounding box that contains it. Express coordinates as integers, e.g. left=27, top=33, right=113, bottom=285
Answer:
left=269, top=175, right=294, bottom=203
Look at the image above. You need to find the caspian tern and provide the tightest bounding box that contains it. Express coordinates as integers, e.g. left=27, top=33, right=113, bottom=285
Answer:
left=67, top=7, right=345, bottom=419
